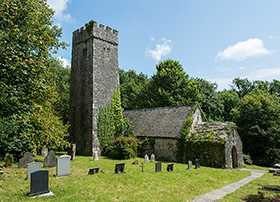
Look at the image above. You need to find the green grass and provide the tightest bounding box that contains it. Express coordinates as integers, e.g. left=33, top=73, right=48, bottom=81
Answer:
left=220, top=167, right=280, bottom=202
left=0, top=154, right=251, bottom=201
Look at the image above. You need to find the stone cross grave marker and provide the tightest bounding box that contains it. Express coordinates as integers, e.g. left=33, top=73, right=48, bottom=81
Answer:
left=41, top=146, right=48, bottom=157
left=27, top=162, right=41, bottom=180
left=144, top=154, right=149, bottom=163
left=188, top=161, right=193, bottom=170
left=18, top=152, right=34, bottom=168
left=167, top=163, right=174, bottom=172
left=115, top=163, right=126, bottom=174
left=150, top=154, right=155, bottom=162
left=30, top=170, right=50, bottom=196
left=43, top=150, right=56, bottom=168
left=56, top=155, right=71, bottom=177
left=155, top=161, right=162, bottom=172
left=195, top=159, right=200, bottom=169
left=140, top=163, right=145, bottom=172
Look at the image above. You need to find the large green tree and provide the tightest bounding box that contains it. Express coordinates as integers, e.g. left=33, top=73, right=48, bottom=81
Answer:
left=119, top=69, right=148, bottom=110
left=142, top=59, right=201, bottom=108
left=232, top=89, right=280, bottom=166
left=0, top=0, right=69, bottom=159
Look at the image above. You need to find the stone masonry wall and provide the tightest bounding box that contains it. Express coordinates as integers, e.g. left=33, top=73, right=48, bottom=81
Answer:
left=69, top=21, right=119, bottom=155
left=154, top=138, right=178, bottom=162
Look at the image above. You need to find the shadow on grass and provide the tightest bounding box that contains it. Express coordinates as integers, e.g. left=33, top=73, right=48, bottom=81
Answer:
left=242, top=195, right=268, bottom=202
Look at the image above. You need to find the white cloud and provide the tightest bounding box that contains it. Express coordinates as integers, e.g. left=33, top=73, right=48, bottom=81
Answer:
left=145, top=38, right=173, bottom=61
left=47, top=0, right=74, bottom=23
left=216, top=38, right=273, bottom=61
left=57, top=56, right=71, bottom=68
left=247, top=68, right=280, bottom=81
left=216, top=66, right=232, bottom=73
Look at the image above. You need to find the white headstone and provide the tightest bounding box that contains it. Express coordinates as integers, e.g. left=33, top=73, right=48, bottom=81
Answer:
left=56, top=155, right=71, bottom=177
left=144, top=154, right=149, bottom=163
left=150, top=154, right=155, bottom=162
left=27, top=162, right=41, bottom=180
left=93, top=150, right=99, bottom=161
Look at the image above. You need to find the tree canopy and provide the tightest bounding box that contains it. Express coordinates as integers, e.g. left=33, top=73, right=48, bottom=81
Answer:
left=0, top=0, right=69, bottom=159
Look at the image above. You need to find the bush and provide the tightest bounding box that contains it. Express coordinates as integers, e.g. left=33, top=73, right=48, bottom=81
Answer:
left=105, top=137, right=139, bottom=159
left=243, top=154, right=253, bottom=165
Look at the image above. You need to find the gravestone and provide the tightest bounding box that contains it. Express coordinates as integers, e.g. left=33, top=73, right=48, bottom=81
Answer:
left=30, top=170, right=50, bottom=196
left=18, top=152, right=34, bottom=168
left=144, top=154, right=149, bottom=163
left=167, top=163, right=174, bottom=172
left=140, top=163, right=145, bottom=172
left=115, top=163, right=126, bottom=174
left=27, top=162, right=41, bottom=180
left=188, top=161, right=193, bottom=170
left=93, top=150, right=99, bottom=161
left=41, top=146, right=48, bottom=157
left=150, top=154, right=155, bottom=162
left=155, top=161, right=162, bottom=172
left=71, top=143, right=76, bottom=160
left=88, top=167, right=99, bottom=174
left=195, top=159, right=200, bottom=169
left=56, top=155, right=71, bottom=177
left=43, top=150, right=56, bottom=168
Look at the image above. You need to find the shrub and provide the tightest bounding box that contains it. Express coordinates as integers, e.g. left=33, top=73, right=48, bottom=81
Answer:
left=243, top=154, right=253, bottom=165
left=105, top=137, right=139, bottom=159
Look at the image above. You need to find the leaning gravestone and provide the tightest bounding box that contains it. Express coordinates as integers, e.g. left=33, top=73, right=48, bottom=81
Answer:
left=27, top=162, right=41, bottom=180
left=188, top=161, right=193, bottom=170
left=18, top=152, right=34, bottom=168
left=115, top=163, right=126, bottom=174
left=150, top=154, right=155, bottom=162
left=155, top=161, right=162, bottom=172
left=30, top=170, right=50, bottom=196
left=144, top=154, right=149, bottom=163
left=195, top=159, right=200, bottom=169
left=43, top=150, right=56, bottom=168
left=41, top=146, right=48, bottom=157
left=56, top=155, right=71, bottom=177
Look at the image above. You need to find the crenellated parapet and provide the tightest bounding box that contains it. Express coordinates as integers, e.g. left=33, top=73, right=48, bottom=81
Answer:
left=72, top=21, right=118, bottom=46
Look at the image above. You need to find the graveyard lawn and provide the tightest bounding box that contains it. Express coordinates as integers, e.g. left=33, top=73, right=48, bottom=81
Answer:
left=0, top=154, right=252, bottom=201
left=219, top=165, right=279, bottom=202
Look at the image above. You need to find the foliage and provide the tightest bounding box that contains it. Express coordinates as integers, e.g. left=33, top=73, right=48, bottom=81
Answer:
left=193, top=78, right=224, bottom=121
left=97, top=105, right=115, bottom=153
left=50, top=58, right=71, bottom=124
left=119, top=69, right=149, bottom=110
left=105, top=136, right=139, bottom=159
left=98, top=87, right=135, bottom=154
left=85, top=20, right=96, bottom=34
left=232, top=89, right=280, bottom=166
left=243, top=154, right=253, bottom=165
left=142, top=59, right=201, bottom=108
left=176, top=110, right=194, bottom=162
left=0, top=0, right=69, bottom=159
left=0, top=103, right=70, bottom=159
left=217, top=90, right=239, bottom=121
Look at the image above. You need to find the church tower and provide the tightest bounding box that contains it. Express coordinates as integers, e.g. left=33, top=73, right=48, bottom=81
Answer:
left=69, top=21, right=119, bottom=155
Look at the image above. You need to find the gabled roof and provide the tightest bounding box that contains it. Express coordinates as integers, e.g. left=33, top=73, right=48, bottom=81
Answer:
left=123, top=105, right=196, bottom=139
left=189, top=122, right=237, bottom=142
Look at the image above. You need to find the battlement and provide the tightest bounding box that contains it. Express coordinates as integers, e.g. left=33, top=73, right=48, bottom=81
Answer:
left=72, top=21, right=118, bottom=46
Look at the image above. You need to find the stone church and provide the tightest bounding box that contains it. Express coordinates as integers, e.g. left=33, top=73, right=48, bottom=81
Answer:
left=124, top=104, right=244, bottom=169
left=69, top=21, right=244, bottom=168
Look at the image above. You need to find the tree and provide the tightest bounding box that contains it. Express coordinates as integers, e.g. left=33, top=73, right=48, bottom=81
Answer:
left=192, top=78, right=223, bottom=121
left=231, top=78, right=254, bottom=98
left=0, top=0, right=69, bottom=159
left=119, top=69, right=148, bottom=110
left=232, top=89, right=280, bottom=166
left=217, top=90, right=239, bottom=121
left=143, top=59, right=201, bottom=108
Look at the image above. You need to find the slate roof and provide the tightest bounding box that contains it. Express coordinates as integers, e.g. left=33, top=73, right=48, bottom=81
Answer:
left=123, top=105, right=196, bottom=139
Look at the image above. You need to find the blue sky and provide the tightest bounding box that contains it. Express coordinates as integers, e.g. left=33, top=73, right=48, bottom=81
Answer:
left=47, top=0, right=280, bottom=91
